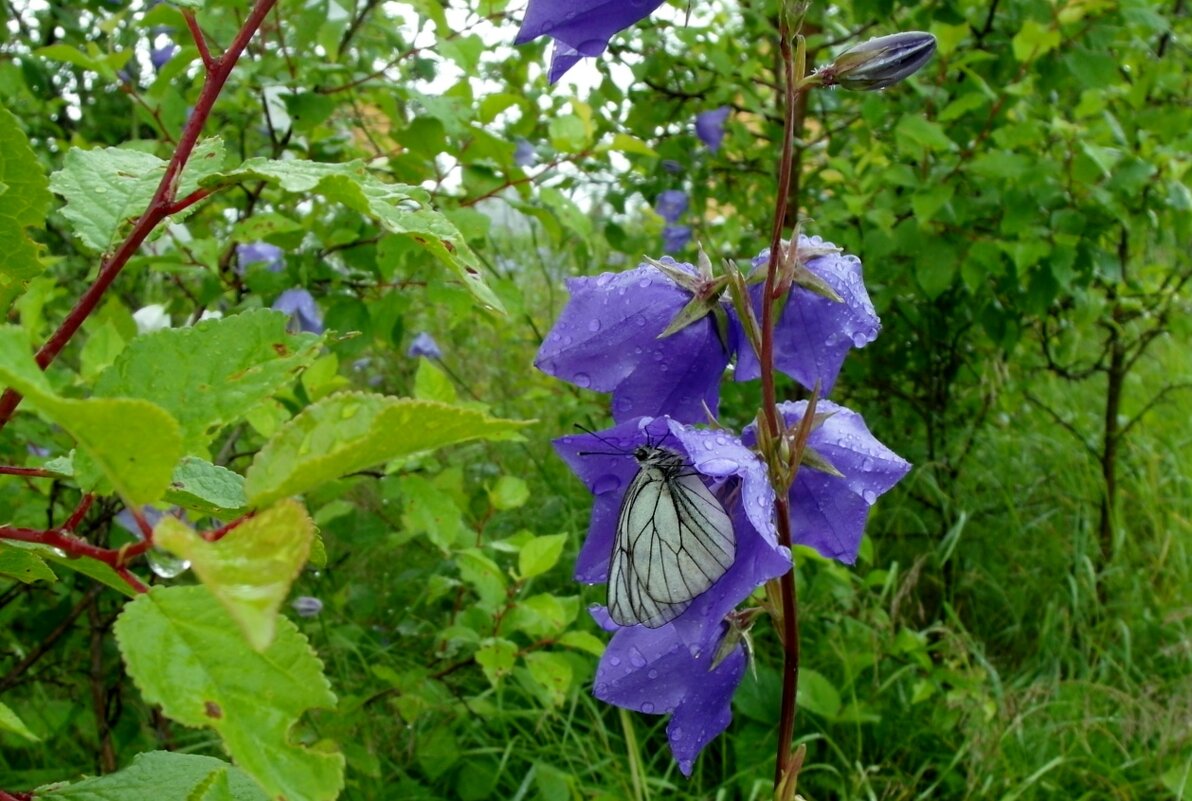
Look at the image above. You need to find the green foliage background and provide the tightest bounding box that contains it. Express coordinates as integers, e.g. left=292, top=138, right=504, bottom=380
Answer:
left=0, top=0, right=1188, bottom=799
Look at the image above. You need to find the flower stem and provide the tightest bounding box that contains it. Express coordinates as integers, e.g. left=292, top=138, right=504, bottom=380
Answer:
left=760, top=19, right=808, bottom=798
left=0, top=0, right=279, bottom=433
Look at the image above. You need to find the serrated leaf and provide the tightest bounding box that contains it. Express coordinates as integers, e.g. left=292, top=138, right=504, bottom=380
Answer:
left=202, top=159, right=504, bottom=312
left=165, top=457, right=249, bottom=517
left=49, top=137, right=225, bottom=253
left=42, top=751, right=267, bottom=801
left=0, top=701, right=39, bottom=741
left=243, top=393, right=529, bottom=507
left=113, top=586, right=344, bottom=801
left=0, top=105, right=52, bottom=307
left=94, top=310, right=322, bottom=452
left=557, top=630, right=605, bottom=657
left=155, top=500, right=314, bottom=651
left=0, top=326, right=182, bottom=504
left=456, top=548, right=506, bottom=610
left=523, top=651, right=572, bottom=706
left=475, top=638, right=518, bottom=686
left=0, top=543, right=56, bottom=584
left=518, top=533, right=566, bottom=579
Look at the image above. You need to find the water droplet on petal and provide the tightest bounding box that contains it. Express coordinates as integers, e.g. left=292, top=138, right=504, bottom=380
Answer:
left=647, top=668, right=658, bottom=679
left=861, top=457, right=874, bottom=470
left=701, top=457, right=739, bottom=473
left=588, top=318, right=602, bottom=332
left=629, top=647, right=647, bottom=668
left=638, top=277, right=652, bottom=288
left=608, top=655, right=622, bottom=666
left=574, top=372, right=591, bottom=388
left=641, top=701, right=655, bottom=713
left=862, top=489, right=877, bottom=504
left=593, top=474, right=621, bottom=495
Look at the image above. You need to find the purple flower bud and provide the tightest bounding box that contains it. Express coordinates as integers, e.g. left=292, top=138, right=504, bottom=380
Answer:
left=818, top=31, right=937, bottom=91
left=291, top=596, right=323, bottom=618
left=236, top=242, right=285, bottom=274
left=662, top=224, right=692, bottom=253
left=515, top=0, right=667, bottom=82
left=272, top=289, right=324, bottom=335
left=150, top=43, right=177, bottom=72
left=654, top=190, right=688, bottom=224
left=407, top=332, right=443, bottom=360
left=695, top=107, right=731, bottom=153
left=513, top=138, right=536, bottom=167
left=661, top=159, right=684, bottom=174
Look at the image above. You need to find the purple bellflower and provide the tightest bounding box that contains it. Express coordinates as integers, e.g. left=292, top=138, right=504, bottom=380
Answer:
left=273, top=288, right=325, bottom=335
left=407, top=332, right=443, bottom=360
left=150, top=43, right=177, bottom=72
left=292, top=596, right=324, bottom=618
left=515, top=0, right=667, bottom=82
left=535, top=259, right=731, bottom=423
left=744, top=400, right=911, bottom=563
left=236, top=242, right=285, bottom=274
left=513, top=138, right=537, bottom=167
left=695, top=107, right=731, bottom=153
left=554, top=416, right=792, bottom=774
left=734, top=236, right=880, bottom=396
left=663, top=224, right=692, bottom=253
left=655, top=190, right=689, bottom=224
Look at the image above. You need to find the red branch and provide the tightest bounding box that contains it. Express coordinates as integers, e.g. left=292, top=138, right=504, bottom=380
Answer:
left=0, top=465, right=53, bottom=478
left=0, top=0, right=280, bottom=432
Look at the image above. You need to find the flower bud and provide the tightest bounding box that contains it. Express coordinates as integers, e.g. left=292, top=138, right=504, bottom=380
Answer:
left=819, top=31, right=937, bottom=91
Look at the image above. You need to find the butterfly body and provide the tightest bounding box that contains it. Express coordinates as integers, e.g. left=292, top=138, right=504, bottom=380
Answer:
left=608, top=445, right=736, bottom=628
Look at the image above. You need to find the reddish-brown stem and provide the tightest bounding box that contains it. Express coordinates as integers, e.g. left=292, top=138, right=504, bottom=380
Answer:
left=204, top=511, right=255, bottom=543
left=183, top=10, right=216, bottom=72
left=0, top=465, right=53, bottom=478
left=64, top=494, right=95, bottom=531
left=0, top=0, right=279, bottom=432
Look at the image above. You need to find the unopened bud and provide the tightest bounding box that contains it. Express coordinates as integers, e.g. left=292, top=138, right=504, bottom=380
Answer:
left=818, top=32, right=937, bottom=91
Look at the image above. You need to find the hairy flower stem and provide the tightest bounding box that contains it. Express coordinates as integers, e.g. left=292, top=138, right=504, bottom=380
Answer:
left=0, top=0, right=279, bottom=433
left=761, top=21, right=807, bottom=798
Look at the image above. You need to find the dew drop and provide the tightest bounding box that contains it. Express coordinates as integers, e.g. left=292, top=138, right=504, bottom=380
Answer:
left=562, top=334, right=573, bottom=345
left=147, top=548, right=190, bottom=579
left=862, top=489, right=877, bottom=503
left=588, top=318, right=602, bottom=332
left=647, top=668, right=658, bottom=679
left=608, top=655, right=621, bottom=666
left=628, top=647, right=647, bottom=668
left=638, top=277, right=653, bottom=288
left=861, top=457, right=874, bottom=470
left=641, top=701, right=655, bottom=713
left=593, top=474, right=621, bottom=495
left=574, top=372, right=591, bottom=388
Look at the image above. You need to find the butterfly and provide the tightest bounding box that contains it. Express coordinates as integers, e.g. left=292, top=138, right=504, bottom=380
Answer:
left=607, top=445, right=736, bottom=628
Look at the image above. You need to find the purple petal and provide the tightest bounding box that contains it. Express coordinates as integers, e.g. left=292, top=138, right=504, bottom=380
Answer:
left=734, top=236, right=879, bottom=395
left=236, top=242, right=285, bottom=274
left=516, top=0, right=667, bottom=81
left=535, top=262, right=730, bottom=423
left=291, top=596, right=323, bottom=617
left=744, top=400, right=911, bottom=563
left=513, top=138, right=536, bottom=167
left=407, top=332, right=443, bottom=359
left=695, top=107, right=731, bottom=153
left=150, top=43, right=177, bottom=72
left=662, top=224, right=692, bottom=253
left=272, top=288, right=324, bottom=335
left=654, top=190, right=688, bottom=224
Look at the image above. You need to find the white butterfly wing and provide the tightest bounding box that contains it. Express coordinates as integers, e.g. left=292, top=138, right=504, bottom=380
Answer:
left=608, top=460, right=735, bottom=628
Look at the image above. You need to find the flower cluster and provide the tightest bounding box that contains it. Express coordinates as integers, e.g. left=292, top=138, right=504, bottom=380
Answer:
left=536, top=236, right=909, bottom=772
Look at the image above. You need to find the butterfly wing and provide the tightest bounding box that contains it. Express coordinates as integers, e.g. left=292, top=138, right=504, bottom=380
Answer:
left=608, top=463, right=735, bottom=628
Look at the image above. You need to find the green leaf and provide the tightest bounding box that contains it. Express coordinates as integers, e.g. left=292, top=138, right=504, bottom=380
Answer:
left=475, top=638, right=518, bottom=686
left=557, top=630, right=606, bottom=657
left=455, top=548, right=506, bottom=610
left=0, top=701, right=40, bottom=741
left=489, top=475, right=530, bottom=511
left=93, top=310, right=322, bottom=452
left=202, top=159, right=504, bottom=312
left=416, top=726, right=459, bottom=781
left=49, top=137, right=225, bottom=253
left=113, top=586, right=344, bottom=801
left=413, top=359, right=457, bottom=403
left=518, top=533, right=567, bottom=579
left=42, top=751, right=267, bottom=801
left=0, top=105, right=52, bottom=308
left=523, top=651, right=572, bottom=707
left=895, top=115, right=955, bottom=153
left=165, top=457, right=249, bottom=517
left=0, top=326, right=182, bottom=504
left=243, top=393, right=529, bottom=507
left=155, top=500, right=315, bottom=651
left=0, top=543, right=56, bottom=584
left=796, top=667, right=842, bottom=719
left=1012, top=19, right=1061, bottom=62
left=399, top=474, right=469, bottom=552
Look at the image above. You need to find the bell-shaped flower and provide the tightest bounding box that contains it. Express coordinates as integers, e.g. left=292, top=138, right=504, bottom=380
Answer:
left=554, top=416, right=791, bottom=774
left=272, top=288, right=325, bottom=335
left=695, top=107, right=731, bottom=153
left=535, top=258, right=731, bottom=423
left=515, top=0, right=667, bottom=82
left=407, top=331, right=443, bottom=360
left=734, top=236, right=880, bottom=396
left=744, top=400, right=911, bottom=563
left=654, top=190, right=688, bottom=224
left=150, top=43, right=177, bottom=72
left=236, top=242, right=285, bottom=274
left=663, top=224, right=692, bottom=253
left=513, top=138, right=537, bottom=167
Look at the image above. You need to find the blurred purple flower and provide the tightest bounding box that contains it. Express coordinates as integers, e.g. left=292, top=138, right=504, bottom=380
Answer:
left=407, top=332, right=442, bottom=360
left=661, top=159, right=684, bottom=174
left=515, top=0, right=667, bottom=82
left=513, top=138, right=536, bottom=167
left=662, top=224, right=692, bottom=253
left=115, top=506, right=188, bottom=539
left=535, top=259, right=731, bottom=423
left=744, top=400, right=911, bottom=563
left=554, top=416, right=791, bottom=774
left=150, top=43, right=177, bottom=72
left=733, top=235, right=879, bottom=395
left=236, top=242, right=285, bottom=274
left=26, top=444, right=50, bottom=458
left=273, top=288, right=324, bottom=335
left=695, top=107, right=731, bottom=153
left=292, top=596, right=323, bottom=618
left=654, top=190, right=688, bottom=224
